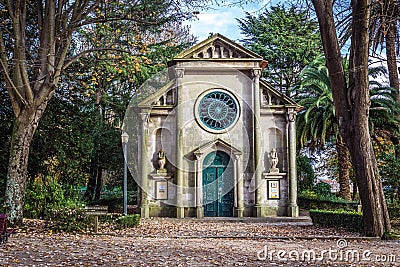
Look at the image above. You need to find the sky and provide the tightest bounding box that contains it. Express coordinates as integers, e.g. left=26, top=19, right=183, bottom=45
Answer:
left=185, top=1, right=276, bottom=42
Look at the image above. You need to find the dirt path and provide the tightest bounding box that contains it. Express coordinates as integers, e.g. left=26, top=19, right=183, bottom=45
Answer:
left=1, top=218, right=399, bottom=266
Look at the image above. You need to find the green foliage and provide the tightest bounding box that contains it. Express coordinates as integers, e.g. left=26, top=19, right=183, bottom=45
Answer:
left=0, top=86, right=13, bottom=196
left=23, top=181, right=91, bottom=233
left=28, top=97, right=94, bottom=187
left=313, top=182, right=334, bottom=198
left=117, top=214, right=141, bottom=229
left=297, top=154, right=315, bottom=192
left=24, top=181, right=65, bottom=219
left=90, top=188, right=137, bottom=212
left=378, top=145, right=400, bottom=202
left=45, top=202, right=91, bottom=233
left=387, top=203, right=400, bottom=219
left=310, top=209, right=363, bottom=232
left=298, top=183, right=358, bottom=210
left=293, top=56, right=337, bottom=151
left=24, top=180, right=84, bottom=220
left=298, top=190, right=318, bottom=200
left=238, top=4, right=322, bottom=92
left=299, top=196, right=359, bottom=211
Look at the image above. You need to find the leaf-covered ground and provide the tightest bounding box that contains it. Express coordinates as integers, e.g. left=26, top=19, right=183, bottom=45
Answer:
left=1, top=218, right=399, bottom=266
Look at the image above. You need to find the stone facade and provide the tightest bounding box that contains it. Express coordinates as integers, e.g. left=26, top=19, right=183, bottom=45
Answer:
left=137, top=34, right=300, bottom=218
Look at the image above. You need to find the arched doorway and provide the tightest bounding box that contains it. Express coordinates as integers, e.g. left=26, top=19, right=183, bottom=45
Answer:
left=202, top=151, right=234, bottom=217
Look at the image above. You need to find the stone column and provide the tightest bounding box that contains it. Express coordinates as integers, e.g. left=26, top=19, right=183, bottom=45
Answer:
left=252, top=68, right=265, bottom=217
left=287, top=109, right=299, bottom=217
left=194, top=151, right=204, bottom=218
left=139, top=112, right=149, bottom=218
left=234, top=152, right=244, bottom=217
left=175, top=67, right=185, bottom=218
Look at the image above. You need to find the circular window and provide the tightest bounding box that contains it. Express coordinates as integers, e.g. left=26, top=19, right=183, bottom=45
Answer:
left=196, top=90, right=239, bottom=132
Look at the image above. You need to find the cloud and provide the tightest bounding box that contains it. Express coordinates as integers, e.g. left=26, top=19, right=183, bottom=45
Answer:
left=188, top=11, right=239, bottom=41
left=186, top=1, right=276, bottom=42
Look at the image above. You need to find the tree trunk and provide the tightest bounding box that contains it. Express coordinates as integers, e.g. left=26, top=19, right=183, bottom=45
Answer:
left=347, top=0, right=391, bottom=236
left=385, top=20, right=399, bottom=102
left=336, top=137, right=351, bottom=200
left=312, top=0, right=391, bottom=237
left=5, top=102, right=49, bottom=226
left=94, top=168, right=106, bottom=200
left=84, top=163, right=98, bottom=202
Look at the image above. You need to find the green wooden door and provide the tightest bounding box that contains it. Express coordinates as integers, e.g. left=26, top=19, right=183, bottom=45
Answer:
left=203, top=151, right=234, bottom=217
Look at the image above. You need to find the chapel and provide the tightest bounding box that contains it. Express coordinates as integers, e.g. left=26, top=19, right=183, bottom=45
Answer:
left=135, top=34, right=300, bottom=218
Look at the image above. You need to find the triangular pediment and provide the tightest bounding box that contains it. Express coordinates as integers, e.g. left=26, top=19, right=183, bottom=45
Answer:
left=174, top=33, right=262, bottom=60
left=193, top=138, right=242, bottom=158
left=138, top=79, right=176, bottom=108
left=260, top=79, right=299, bottom=108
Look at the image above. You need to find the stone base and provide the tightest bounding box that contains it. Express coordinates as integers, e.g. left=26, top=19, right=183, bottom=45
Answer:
left=196, top=206, right=204, bottom=218
left=150, top=172, right=172, bottom=180
left=156, top=169, right=168, bottom=175
left=236, top=207, right=244, bottom=218
left=287, top=204, right=299, bottom=217
left=254, top=205, right=266, bottom=217
left=140, top=205, right=149, bottom=218
left=176, top=206, right=185, bottom=218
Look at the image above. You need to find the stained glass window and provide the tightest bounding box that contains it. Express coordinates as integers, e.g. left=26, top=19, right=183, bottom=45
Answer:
left=198, top=91, right=239, bottom=131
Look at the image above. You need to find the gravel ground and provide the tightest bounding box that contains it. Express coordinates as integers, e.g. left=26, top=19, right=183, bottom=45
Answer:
left=1, top=218, right=399, bottom=266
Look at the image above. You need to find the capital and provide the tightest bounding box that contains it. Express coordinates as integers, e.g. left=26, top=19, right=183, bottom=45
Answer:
left=233, top=151, right=242, bottom=161
left=287, top=112, right=296, bottom=122
left=251, top=68, right=262, bottom=79
left=175, top=68, right=185, bottom=79
left=194, top=150, right=203, bottom=160
left=140, top=112, right=149, bottom=122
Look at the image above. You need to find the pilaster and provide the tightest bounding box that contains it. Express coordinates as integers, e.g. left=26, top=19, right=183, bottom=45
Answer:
left=194, top=151, right=204, bottom=218
left=175, top=67, right=185, bottom=218
left=139, top=112, right=149, bottom=218
left=252, top=68, right=265, bottom=217
left=234, top=152, right=244, bottom=217
left=287, top=109, right=299, bottom=217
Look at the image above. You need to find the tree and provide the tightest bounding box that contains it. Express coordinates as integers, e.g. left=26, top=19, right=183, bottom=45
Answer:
left=237, top=4, right=322, bottom=94
left=368, top=66, right=400, bottom=143
left=295, top=57, right=400, bottom=201
left=72, top=19, right=195, bottom=201
left=294, top=56, right=351, bottom=200
left=312, top=0, right=391, bottom=236
left=336, top=0, right=400, bottom=101
left=369, top=0, right=400, bottom=101
left=0, top=0, right=203, bottom=226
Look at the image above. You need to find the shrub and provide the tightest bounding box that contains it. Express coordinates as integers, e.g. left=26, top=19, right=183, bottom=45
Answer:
left=24, top=181, right=68, bottom=219
left=298, top=190, right=318, bottom=200
left=297, top=155, right=315, bottom=192
left=298, top=187, right=358, bottom=210
left=310, top=209, right=363, bottom=233
left=388, top=203, right=400, bottom=219
left=117, top=214, right=141, bottom=229
left=312, top=182, right=334, bottom=198
left=45, top=201, right=91, bottom=233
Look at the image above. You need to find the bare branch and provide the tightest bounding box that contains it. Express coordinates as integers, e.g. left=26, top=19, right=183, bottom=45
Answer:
left=0, top=58, right=29, bottom=108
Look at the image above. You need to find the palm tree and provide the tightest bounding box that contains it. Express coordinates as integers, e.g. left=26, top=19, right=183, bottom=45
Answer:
left=337, top=0, right=400, bottom=101
left=294, top=57, right=400, bottom=201
left=369, top=0, right=400, bottom=102
left=293, top=57, right=352, bottom=200
left=369, top=66, right=400, bottom=142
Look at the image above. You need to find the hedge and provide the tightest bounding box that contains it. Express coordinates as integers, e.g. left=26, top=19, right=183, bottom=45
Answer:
left=310, top=209, right=363, bottom=233
left=298, top=196, right=359, bottom=211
